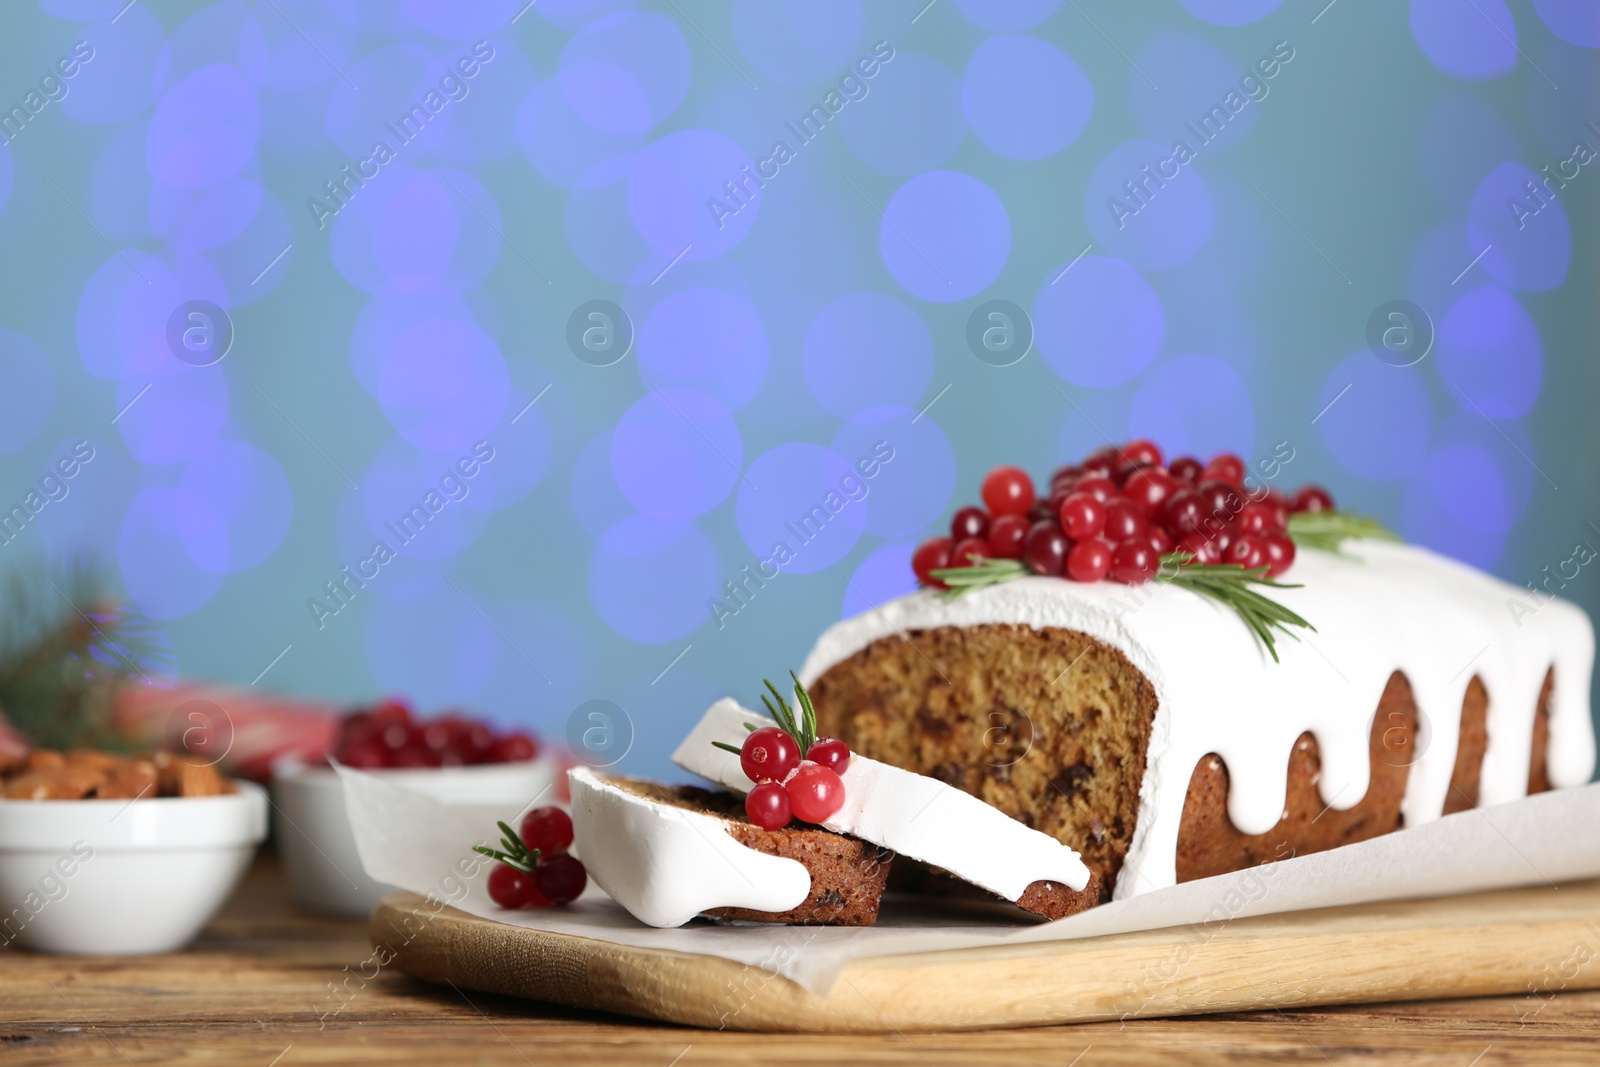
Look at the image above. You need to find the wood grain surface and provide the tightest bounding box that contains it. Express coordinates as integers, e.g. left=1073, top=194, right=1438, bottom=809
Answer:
left=2, top=850, right=1599, bottom=1065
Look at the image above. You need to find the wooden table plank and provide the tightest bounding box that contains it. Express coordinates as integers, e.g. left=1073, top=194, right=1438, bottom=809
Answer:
left=2, top=849, right=1598, bottom=1065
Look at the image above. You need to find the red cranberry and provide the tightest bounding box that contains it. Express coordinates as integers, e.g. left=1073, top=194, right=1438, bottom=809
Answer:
left=740, top=726, right=800, bottom=784
left=533, top=853, right=587, bottom=905
left=1235, top=502, right=1286, bottom=537
left=488, top=863, right=546, bottom=909
left=1147, top=526, right=1174, bottom=554
left=1027, top=500, right=1057, bottom=523
left=371, top=699, right=411, bottom=727
left=951, top=506, right=989, bottom=541
left=1066, top=538, right=1112, bottom=582
left=340, top=742, right=388, bottom=769
left=1113, top=459, right=1154, bottom=487
left=987, top=513, right=1031, bottom=559
left=1084, top=444, right=1120, bottom=468
left=981, top=466, right=1036, bottom=517
left=1175, top=532, right=1216, bottom=564
left=1071, top=475, right=1117, bottom=504
left=1022, top=520, right=1070, bottom=576
left=1261, top=531, right=1296, bottom=577
left=1168, top=456, right=1203, bottom=484
left=786, top=763, right=845, bottom=824
left=1123, top=467, right=1180, bottom=520
left=1161, top=489, right=1208, bottom=538
left=1211, top=522, right=1236, bottom=559
left=1227, top=535, right=1269, bottom=571
left=1202, top=453, right=1245, bottom=487
left=519, top=806, right=574, bottom=856
left=492, top=732, right=538, bottom=763
left=1110, top=539, right=1158, bottom=584
left=912, top=537, right=953, bottom=587
left=1057, top=491, right=1106, bottom=540
left=950, top=536, right=993, bottom=567
left=1123, top=439, right=1163, bottom=467
left=806, top=737, right=851, bottom=775
left=1102, top=496, right=1147, bottom=542
left=1290, top=485, right=1335, bottom=513
left=1197, top=479, right=1245, bottom=524
left=745, top=781, right=792, bottom=830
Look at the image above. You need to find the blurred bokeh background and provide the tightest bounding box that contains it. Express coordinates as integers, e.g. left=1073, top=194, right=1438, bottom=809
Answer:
left=0, top=0, right=1595, bottom=778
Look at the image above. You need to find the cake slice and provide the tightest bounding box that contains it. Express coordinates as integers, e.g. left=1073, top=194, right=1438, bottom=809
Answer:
left=672, top=699, right=1100, bottom=919
left=568, top=767, right=892, bottom=927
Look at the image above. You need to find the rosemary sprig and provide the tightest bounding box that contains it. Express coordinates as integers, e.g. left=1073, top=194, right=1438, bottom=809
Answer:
left=1157, top=554, right=1314, bottom=663
left=471, top=819, right=542, bottom=873
left=927, top=551, right=1314, bottom=662
left=1286, top=510, right=1398, bottom=555
left=929, top=556, right=1029, bottom=599
left=715, top=674, right=818, bottom=757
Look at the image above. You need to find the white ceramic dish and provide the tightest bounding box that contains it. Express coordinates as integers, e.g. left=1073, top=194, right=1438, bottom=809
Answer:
left=272, top=757, right=562, bottom=917
left=0, top=782, right=268, bottom=955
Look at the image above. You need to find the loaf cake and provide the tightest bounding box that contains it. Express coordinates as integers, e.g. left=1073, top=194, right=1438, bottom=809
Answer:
left=567, top=767, right=892, bottom=926
left=801, top=538, right=1595, bottom=901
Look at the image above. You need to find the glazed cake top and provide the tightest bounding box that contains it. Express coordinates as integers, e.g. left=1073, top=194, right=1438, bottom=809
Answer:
left=800, top=540, right=1596, bottom=897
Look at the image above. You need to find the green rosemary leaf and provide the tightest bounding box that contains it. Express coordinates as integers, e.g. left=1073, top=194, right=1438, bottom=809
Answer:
left=790, top=671, right=817, bottom=754
left=927, top=556, right=1031, bottom=599
left=1156, top=555, right=1315, bottom=663
left=711, top=740, right=742, bottom=755
left=1287, top=510, right=1398, bottom=556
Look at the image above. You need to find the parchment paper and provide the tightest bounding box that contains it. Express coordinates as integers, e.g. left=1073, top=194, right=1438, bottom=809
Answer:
left=338, top=766, right=1600, bottom=996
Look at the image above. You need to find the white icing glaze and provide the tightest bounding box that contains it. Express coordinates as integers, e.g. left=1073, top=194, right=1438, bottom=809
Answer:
left=672, top=698, right=1092, bottom=898
left=798, top=540, right=1596, bottom=901
left=566, top=767, right=811, bottom=927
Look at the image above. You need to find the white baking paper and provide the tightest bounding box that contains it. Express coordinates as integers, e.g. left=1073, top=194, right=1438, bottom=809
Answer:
left=338, top=766, right=1600, bottom=999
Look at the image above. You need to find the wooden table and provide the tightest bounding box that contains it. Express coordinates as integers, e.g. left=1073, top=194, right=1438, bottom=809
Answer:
left=3, top=849, right=1597, bottom=1065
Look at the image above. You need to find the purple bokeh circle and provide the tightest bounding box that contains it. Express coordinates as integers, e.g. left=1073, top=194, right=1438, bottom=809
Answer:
left=610, top=388, right=743, bottom=518
left=1033, top=256, right=1164, bottom=388
left=804, top=292, right=934, bottom=416
left=830, top=406, right=955, bottom=538
left=589, top=515, right=721, bottom=643
left=1436, top=286, right=1542, bottom=419
left=963, top=35, right=1092, bottom=160
left=1467, top=161, right=1570, bottom=291
left=1410, top=0, right=1517, bottom=80
left=378, top=318, right=510, bottom=451
left=736, top=443, right=867, bottom=574
left=1086, top=140, right=1214, bottom=271
left=637, top=287, right=768, bottom=410
left=1315, top=352, right=1433, bottom=481
left=1128, top=355, right=1256, bottom=461
left=146, top=64, right=259, bottom=190
left=880, top=171, right=1010, bottom=302
left=559, top=11, right=690, bottom=135
left=118, top=487, right=228, bottom=620
left=841, top=541, right=918, bottom=619
left=178, top=439, right=292, bottom=572
left=628, top=129, right=756, bottom=261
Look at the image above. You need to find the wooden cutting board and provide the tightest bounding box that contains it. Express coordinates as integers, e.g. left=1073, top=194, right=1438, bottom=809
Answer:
left=371, top=879, right=1600, bottom=1033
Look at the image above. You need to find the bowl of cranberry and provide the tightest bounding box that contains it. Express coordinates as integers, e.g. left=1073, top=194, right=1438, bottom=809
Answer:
left=272, top=700, right=562, bottom=917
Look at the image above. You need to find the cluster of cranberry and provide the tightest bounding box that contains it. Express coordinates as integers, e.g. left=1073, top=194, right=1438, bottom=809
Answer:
left=914, top=440, right=1336, bottom=588
left=330, top=698, right=540, bottom=769
left=482, top=806, right=589, bottom=909
left=740, top=728, right=851, bottom=831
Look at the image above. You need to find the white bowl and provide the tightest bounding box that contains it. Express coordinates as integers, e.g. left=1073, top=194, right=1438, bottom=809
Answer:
left=272, top=758, right=561, bottom=917
left=0, top=782, right=267, bottom=955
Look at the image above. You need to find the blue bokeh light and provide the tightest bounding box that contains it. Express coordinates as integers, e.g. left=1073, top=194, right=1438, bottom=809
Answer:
left=830, top=406, right=955, bottom=538
left=115, top=363, right=230, bottom=467
left=365, top=581, right=497, bottom=710
left=118, top=487, right=228, bottom=620
left=879, top=170, right=1010, bottom=302
left=1315, top=352, right=1433, bottom=481
left=803, top=292, right=933, bottom=416
left=1128, top=355, right=1256, bottom=460
left=1468, top=160, right=1571, bottom=291
left=637, top=287, right=768, bottom=410
left=951, top=0, right=1062, bottom=32
left=324, top=42, right=452, bottom=160
left=1418, top=92, right=1519, bottom=204
left=178, top=439, right=293, bottom=572
left=1130, top=34, right=1257, bottom=156
left=589, top=514, right=721, bottom=643
left=1436, top=285, right=1543, bottom=419
left=328, top=166, right=503, bottom=293
left=0, top=329, right=57, bottom=456
left=1410, top=0, right=1517, bottom=80
left=349, top=283, right=474, bottom=396
left=1086, top=140, right=1214, bottom=270
left=399, top=0, right=520, bottom=38
left=519, top=76, right=643, bottom=189
left=837, top=51, right=965, bottom=177
left=572, top=430, right=633, bottom=539
left=730, top=0, right=863, bottom=85
left=377, top=317, right=510, bottom=452
left=238, top=0, right=359, bottom=91
left=1534, top=0, right=1600, bottom=47
left=146, top=64, right=260, bottom=190
left=610, top=388, right=742, bottom=518
left=62, top=5, right=167, bottom=125
left=559, top=11, right=690, bottom=136
left=76, top=249, right=229, bottom=379
left=565, top=158, right=657, bottom=283
left=1399, top=474, right=1505, bottom=570
left=629, top=129, right=757, bottom=261
left=1426, top=411, right=1536, bottom=534
left=736, top=443, right=867, bottom=574
left=841, top=541, right=918, bottom=619
left=33, top=438, right=138, bottom=563
left=1033, top=255, right=1164, bottom=387
left=963, top=35, right=1092, bottom=160
left=358, top=436, right=495, bottom=562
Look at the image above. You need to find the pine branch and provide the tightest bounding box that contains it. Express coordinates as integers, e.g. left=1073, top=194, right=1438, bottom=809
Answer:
left=1287, top=510, right=1397, bottom=556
